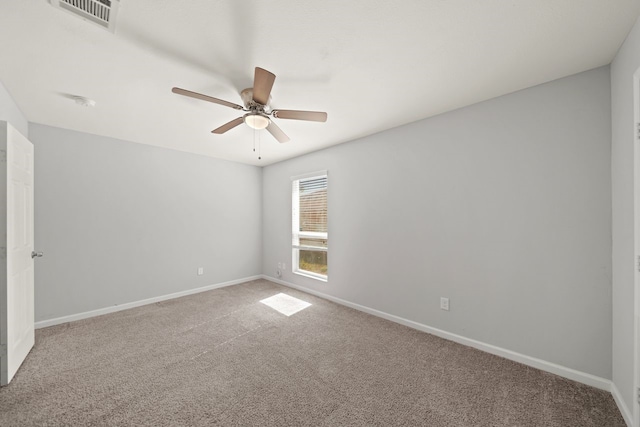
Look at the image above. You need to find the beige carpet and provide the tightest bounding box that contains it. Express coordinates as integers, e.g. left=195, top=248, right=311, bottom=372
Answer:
left=0, top=279, right=625, bottom=426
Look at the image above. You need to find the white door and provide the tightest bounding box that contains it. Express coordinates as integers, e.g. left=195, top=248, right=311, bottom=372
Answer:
left=0, top=121, right=35, bottom=386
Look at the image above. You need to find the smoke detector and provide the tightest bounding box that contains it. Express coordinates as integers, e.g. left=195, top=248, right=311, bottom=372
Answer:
left=50, top=0, right=120, bottom=33
left=71, top=96, right=96, bottom=107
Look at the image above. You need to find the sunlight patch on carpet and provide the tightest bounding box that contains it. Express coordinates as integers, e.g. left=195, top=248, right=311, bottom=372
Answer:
left=260, top=293, right=311, bottom=316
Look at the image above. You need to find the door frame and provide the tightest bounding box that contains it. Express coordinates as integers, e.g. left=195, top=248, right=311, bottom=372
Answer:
left=0, top=122, right=6, bottom=385
left=632, top=67, right=640, bottom=427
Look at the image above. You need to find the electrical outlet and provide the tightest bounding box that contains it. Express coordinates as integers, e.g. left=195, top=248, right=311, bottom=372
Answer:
left=440, top=297, right=449, bottom=311
left=282, top=262, right=286, bottom=270
left=197, top=267, right=204, bottom=276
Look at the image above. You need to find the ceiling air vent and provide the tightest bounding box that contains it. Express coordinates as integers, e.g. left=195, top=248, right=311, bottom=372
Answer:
left=50, top=0, right=120, bottom=33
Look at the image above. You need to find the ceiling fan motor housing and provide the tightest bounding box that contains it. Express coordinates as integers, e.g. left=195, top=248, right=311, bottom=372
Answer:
left=241, top=88, right=271, bottom=109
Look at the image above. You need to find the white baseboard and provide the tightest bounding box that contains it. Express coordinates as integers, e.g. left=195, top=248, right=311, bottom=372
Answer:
left=611, top=382, right=634, bottom=427
left=34, top=275, right=263, bottom=329
left=262, top=275, right=612, bottom=392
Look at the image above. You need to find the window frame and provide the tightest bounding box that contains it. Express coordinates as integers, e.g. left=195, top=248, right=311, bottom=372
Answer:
left=291, top=171, right=328, bottom=282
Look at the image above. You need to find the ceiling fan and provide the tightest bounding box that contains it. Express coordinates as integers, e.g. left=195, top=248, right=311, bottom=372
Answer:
left=172, top=67, right=327, bottom=143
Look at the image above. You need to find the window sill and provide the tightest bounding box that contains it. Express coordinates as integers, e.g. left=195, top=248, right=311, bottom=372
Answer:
left=294, top=270, right=328, bottom=283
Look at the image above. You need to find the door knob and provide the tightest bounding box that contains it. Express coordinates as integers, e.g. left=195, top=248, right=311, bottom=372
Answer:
left=31, top=251, right=43, bottom=259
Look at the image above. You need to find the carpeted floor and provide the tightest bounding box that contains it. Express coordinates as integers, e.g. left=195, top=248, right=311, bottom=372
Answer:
left=0, top=279, right=625, bottom=426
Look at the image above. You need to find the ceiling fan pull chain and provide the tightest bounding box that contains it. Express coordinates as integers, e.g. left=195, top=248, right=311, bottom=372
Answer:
left=258, top=130, right=262, bottom=160
left=253, top=127, right=256, bottom=152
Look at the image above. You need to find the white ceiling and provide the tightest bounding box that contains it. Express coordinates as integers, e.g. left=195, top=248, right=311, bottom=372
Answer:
left=0, top=1, right=638, bottom=166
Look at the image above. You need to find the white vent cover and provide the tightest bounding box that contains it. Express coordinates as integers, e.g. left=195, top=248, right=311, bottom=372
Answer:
left=50, top=0, right=120, bottom=32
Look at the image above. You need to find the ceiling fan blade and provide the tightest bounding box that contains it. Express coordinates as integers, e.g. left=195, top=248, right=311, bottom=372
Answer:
left=272, top=110, right=328, bottom=122
left=252, top=67, right=276, bottom=105
left=212, top=117, right=244, bottom=134
left=172, top=87, right=244, bottom=110
left=266, top=121, right=290, bottom=143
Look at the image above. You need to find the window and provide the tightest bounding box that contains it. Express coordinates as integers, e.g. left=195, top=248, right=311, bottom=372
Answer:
left=292, top=172, right=328, bottom=281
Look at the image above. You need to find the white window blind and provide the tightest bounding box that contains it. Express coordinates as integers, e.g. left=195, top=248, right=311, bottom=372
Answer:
left=292, top=173, right=328, bottom=280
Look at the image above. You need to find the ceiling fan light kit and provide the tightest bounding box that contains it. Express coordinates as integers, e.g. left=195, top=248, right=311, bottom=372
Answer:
left=172, top=67, right=327, bottom=147
left=244, top=113, right=270, bottom=130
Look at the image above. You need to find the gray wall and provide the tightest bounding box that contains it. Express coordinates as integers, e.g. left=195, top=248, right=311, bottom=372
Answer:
left=30, top=124, right=262, bottom=322
left=263, top=67, right=612, bottom=378
left=611, top=15, right=640, bottom=416
left=0, top=81, right=27, bottom=137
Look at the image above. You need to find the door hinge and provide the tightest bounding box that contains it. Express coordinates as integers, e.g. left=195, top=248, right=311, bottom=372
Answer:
left=637, top=386, right=640, bottom=404
left=637, top=255, right=640, bottom=272
left=636, top=122, right=640, bottom=139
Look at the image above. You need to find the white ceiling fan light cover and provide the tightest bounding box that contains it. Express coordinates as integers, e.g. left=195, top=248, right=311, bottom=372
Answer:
left=244, top=114, right=270, bottom=130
